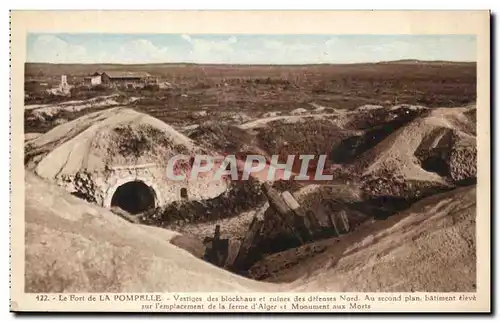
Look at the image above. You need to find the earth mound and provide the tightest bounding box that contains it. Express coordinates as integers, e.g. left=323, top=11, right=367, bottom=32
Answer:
left=186, top=121, right=267, bottom=156
left=24, top=107, right=228, bottom=210
left=25, top=107, right=198, bottom=175
left=330, top=105, right=428, bottom=164
left=352, top=106, right=477, bottom=199
left=254, top=118, right=352, bottom=169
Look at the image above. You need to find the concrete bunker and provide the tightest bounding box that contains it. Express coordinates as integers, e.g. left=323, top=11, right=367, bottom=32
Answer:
left=109, top=180, right=158, bottom=214
left=26, top=108, right=231, bottom=212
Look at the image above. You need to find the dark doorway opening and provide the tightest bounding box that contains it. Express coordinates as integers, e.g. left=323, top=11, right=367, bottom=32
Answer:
left=420, top=155, right=450, bottom=177
left=111, top=180, right=156, bottom=215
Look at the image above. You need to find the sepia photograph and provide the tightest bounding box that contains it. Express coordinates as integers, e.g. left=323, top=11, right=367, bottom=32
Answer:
left=10, top=10, right=490, bottom=313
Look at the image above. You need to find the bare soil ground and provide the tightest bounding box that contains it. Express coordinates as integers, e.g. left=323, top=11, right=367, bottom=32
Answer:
left=24, top=169, right=476, bottom=293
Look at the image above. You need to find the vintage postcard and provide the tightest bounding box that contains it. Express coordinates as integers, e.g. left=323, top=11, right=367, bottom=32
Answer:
left=10, top=10, right=490, bottom=313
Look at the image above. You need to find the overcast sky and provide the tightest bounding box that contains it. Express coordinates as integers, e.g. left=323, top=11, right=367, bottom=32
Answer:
left=26, top=34, right=476, bottom=65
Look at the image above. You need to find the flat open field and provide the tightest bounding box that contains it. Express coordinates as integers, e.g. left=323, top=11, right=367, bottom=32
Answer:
left=25, top=61, right=476, bottom=132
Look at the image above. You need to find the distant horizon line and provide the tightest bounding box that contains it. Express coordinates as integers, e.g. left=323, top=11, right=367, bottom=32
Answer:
left=25, top=59, right=477, bottom=66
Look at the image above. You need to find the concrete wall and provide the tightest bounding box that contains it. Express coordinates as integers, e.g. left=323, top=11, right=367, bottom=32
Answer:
left=59, top=163, right=230, bottom=210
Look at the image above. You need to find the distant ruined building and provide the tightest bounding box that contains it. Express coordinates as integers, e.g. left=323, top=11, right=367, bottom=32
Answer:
left=83, top=71, right=159, bottom=89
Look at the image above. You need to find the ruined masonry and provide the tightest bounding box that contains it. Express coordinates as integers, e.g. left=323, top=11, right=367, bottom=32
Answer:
left=25, top=107, right=229, bottom=214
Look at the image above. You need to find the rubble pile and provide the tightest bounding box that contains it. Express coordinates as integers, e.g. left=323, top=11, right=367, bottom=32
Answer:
left=138, top=176, right=266, bottom=227
left=202, top=183, right=356, bottom=277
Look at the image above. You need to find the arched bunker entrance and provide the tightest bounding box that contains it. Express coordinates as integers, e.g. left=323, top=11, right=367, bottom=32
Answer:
left=109, top=180, right=158, bottom=215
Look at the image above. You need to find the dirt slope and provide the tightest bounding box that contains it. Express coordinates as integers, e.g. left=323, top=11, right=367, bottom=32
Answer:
left=25, top=171, right=274, bottom=293
left=25, top=170, right=476, bottom=293
left=287, top=185, right=476, bottom=292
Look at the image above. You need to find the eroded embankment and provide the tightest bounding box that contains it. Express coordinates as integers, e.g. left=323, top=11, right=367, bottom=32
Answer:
left=244, top=183, right=476, bottom=288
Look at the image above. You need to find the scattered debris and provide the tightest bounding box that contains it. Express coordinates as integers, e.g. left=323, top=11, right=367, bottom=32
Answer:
left=200, top=183, right=355, bottom=275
